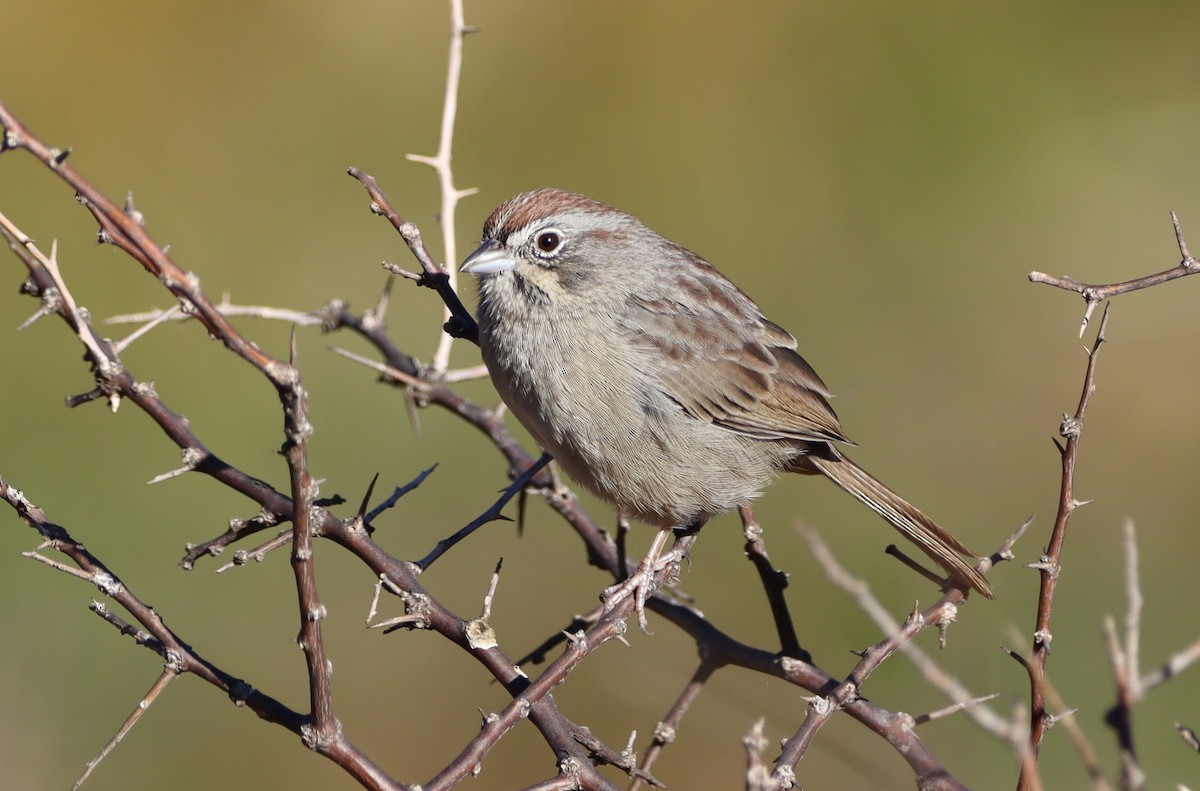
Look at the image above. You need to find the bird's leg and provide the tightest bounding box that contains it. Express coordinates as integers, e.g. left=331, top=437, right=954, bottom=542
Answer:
left=602, top=523, right=699, bottom=632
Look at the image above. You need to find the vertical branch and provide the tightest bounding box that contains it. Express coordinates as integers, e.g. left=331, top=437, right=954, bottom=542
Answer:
left=280, top=331, right=336, bottom=744
left=1121, top=519, right=1142, bottom=701
left=739, top=504, right=807, bottom=661
left=630, top=661, right=717, bottom=790
left=407, top=0, right=477, bottom=373
left=1018, top=305, right=1110, bottom=789
left=1104, top=520, right=1147, bottom=791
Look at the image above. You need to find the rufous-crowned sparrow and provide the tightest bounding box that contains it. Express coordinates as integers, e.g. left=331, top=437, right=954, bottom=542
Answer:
left=461, top=188, right=992, bottom=599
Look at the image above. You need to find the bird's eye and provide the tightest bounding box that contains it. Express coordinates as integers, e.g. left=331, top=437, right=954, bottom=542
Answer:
left=535, top=230, right=563, bottom=254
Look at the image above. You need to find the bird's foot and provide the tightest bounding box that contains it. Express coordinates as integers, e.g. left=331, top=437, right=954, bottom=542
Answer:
left=601, top=527, right=684, bottom=633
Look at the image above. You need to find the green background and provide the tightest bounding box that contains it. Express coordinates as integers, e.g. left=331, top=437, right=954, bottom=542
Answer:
left=2, top=2, right=1199, bottom=789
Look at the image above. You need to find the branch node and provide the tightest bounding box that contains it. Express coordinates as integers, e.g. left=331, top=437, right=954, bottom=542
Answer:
left=464, top=617, right=497, bottom=650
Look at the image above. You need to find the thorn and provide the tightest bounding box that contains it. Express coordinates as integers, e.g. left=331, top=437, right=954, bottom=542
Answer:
left=1002, top=645, right=1032, bottom=670
left=124, top=191, right=145, bottom=226
left=995, top=514, right=1036, bottom=561
left=147, top=464, right=194, bottom=485
left=1044, top=707, right=1078, bottom=732
left=288, top=325, right=299, bottom=365
left=357, top=473, right=380, bottom=520
left=1172, top=210, right=1195, bottom=266
left=382, top=261, right=422, bottom=280
left=1095, top=301, right=1112, bottom=342
left=1078, top=297, right=1100, bottom=338
left=478, top=557, right=503, bottom=621
left=374, top=275, right=394, bottom=322
left=1026, top=558, right=1057, bottom=574
left=406, top=153, right=437, bottom=167
left=1176, top=722, right=1200, bottom=752
left=374, top=614, right=426, bottom=633
left=17, top=303, right=55, bottom=331
left=913, top=691, right=1001, bottom=725
left=112, top=304, right=181, bottom=354
left=65, top=387, right=104, bottom=408
left=404, top=387, right=421, bottom=440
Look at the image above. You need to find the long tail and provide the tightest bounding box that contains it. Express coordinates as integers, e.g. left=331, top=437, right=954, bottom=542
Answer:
left=807, top=449, right=994, bottom=599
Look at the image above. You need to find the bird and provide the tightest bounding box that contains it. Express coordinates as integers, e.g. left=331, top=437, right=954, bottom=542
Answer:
left=459, top=188, right=993, bottom=603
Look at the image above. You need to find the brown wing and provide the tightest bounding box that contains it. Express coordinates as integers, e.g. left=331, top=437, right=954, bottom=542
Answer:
left=622, top=252, right=849, bottom=445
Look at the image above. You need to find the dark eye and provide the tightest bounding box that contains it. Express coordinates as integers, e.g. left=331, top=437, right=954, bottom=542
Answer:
left=535, top=230, right=563, bottom=254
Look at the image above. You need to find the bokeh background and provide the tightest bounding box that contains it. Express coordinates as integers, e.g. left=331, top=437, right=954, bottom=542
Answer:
left=2, top=2, right=1199, bottom=789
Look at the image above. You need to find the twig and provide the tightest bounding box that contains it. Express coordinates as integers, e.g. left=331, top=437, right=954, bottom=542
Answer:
left=1104, top=616, right=1146, bottom=791
left=106, top=297, right=326, bottom=327
left=778, top=528, right=986, bottom=789
left=1104, top=520, right=1147, bottom=791
left=1004, top=624, right=1112, bottom=791
left=739, top=505, right=808, bottom=662
left=347, top=169, right=479, bottom=343
left=1, top=476, right=309, bottom=733
left=1137, top=636, right=1200, bottom=693
left=405, top=0, right=478, bottom=373
left=73, top=668, right=180, bottom=790
left=912, top=693, right=1001, bottom=725
left=1019, top=304, right=1110, bottom=789
left=1028, top=211, right=1200, bottom=336
left=421, top=535, right=694, bottom=791
left=365, top=465, right=439, bottom=525
left=802, top=525, right=1014, bottom=738
left=213, top=528, right=292, bottom=573
left=416, top=453, right=551, bottom=570
left=743, top=719, right=771, bottom=791
left=2, top=97, right=571, bottom=789
left=1122, top=520, right=1142, bottom=699
left=630, top=662, right=716, bottom=791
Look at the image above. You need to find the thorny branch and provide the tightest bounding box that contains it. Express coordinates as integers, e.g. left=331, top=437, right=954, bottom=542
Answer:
left=405, top=0, right=478, bottom=373
left=1028, top=211, right=1200, bottom=336
left=1016, top=304, right=1110, bottom=791
left=0, top=102, right=980, bottom=788
left=4, top=7, right=1199, bottom=791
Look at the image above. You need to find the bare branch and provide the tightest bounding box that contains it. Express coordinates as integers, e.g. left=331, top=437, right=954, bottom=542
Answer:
left=404, top=0, right=478, bottom=373
left=74, top=668, right=179, bottom=790
left=1020, top=304, right=1111, bottom=787
left=1029, top=211, right=1200, bottom=336
left=739, top=504, right=807, bottom=661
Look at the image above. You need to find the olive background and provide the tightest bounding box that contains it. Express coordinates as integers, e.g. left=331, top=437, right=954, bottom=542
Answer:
left=2, top=2, right=1199, bottom=789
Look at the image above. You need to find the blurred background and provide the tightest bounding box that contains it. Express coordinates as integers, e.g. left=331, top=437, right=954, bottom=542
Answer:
left=2, top=1, right=1199, bottom=789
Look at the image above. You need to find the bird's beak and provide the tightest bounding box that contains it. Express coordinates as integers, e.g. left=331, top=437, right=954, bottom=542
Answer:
left=460, top=241, right=519, bottom=275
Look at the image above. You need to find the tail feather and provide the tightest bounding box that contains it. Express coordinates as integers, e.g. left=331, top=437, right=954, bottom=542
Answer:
left=807, top=450, right=994, bottom=599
